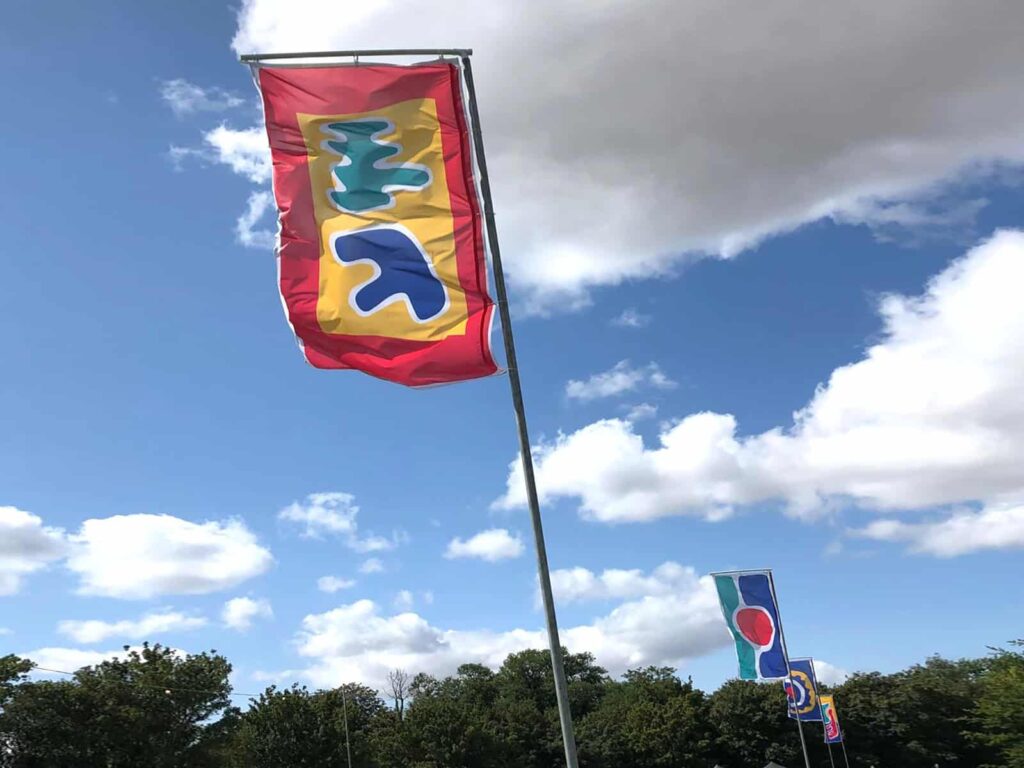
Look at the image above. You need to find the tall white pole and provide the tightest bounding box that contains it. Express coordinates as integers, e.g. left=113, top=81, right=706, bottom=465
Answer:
left=768, top=571, right=813, bottom=768
left=460, top=54, right=580, bottom=768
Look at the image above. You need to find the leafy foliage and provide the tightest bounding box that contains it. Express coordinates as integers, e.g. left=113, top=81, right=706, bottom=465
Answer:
left=975, top=641, right=1024, bottom=768
left=0, top=642, right=1021, bottom=767
left=0, top=643, right=231, bottom=768
left=231, top=683, right=384, bottom=768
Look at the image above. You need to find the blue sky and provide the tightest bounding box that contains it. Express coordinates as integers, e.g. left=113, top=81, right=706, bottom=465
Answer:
left=2, top=0, right=1023, bottom=696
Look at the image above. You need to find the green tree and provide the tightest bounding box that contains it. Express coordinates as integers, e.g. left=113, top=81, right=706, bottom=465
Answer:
left=0, top=655, right=33, bottom=707
left=976, top=641, right=1024, bottom=768
left=708, top=679, right=802, bottom=768
left=835, top=656, right=995, bottom=768
left=0, top=644, right=232, bottom=768
left=491, top=649, right=609, bottom=768
left=577, top=666, right=713, bottom=768
left=403, top=669, right=507, bottom=768
left=0, top=679, right=98, bottom=768
left=232, top=683, right=385, bottom=768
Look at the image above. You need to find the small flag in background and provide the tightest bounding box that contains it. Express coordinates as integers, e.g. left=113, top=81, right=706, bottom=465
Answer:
left=784, top=657, right=823, bottom=722
left=713, top=571, right=788, bottom=680
left=820, top=694, right=844, bottom=743
left=252, top=60, right=497, bottom=387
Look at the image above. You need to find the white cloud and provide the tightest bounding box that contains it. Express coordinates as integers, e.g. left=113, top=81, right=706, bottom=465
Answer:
left=611, top=309, right=651, bottom=328
left=359, top=558, right=384, bottom=574
left=58, top=611, right=207, bottom=644
left=292, top=564, right=725, bottom=689
left=831, top=191, right=989, bottom=248
left=625, top=403, right=658, bottom=422
left=167, top=145, right=199, bottom=172
left=23, top=647, right=138, bottom=675
left=227, top=0, right=1024, bottom=311
left=498, top=231, right=1024, bottom=529
left=0, top=628, right=12, bottom=636
left=566, top=361, right=676, bottom=402
left=160, top=79, right=244, bottom=116
left=444, top=529, right=524, bottom=562
left=203, top=125, right=271, bottom=184
left=23, top=646, right=187, bottom=678
left=317, top=575, right=356, bottom=593
left=279, top=492, right=399, bottom=553
left=852, top=504, right=1024, bottom=557
left=67, top=514, right=273, bottom=599
left=495, top=414, right=747, bottom=523
left=236, top=190, right=276, bottom=249
left=549, top=562, right=700, bottom=604
left=824, top=540, right=843, bottom=558
left=222, top=597, right=274, bottom=631
left=393, top=590, right=415, bottom=610
left=0, top=507, right=67, bottom=595
left=813, top=660, right=851, bottom=687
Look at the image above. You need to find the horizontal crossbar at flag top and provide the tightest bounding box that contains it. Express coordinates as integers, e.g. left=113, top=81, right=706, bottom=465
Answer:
left=240, top=49, right=473, bottom=62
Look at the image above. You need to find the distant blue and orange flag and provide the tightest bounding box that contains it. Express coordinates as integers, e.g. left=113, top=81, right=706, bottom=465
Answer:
left=820, top=694, right=844, bottom=743
left=785, top=657, right=823, bottom=722
left=713, top=571, right=789, bottom=680
left=252, top=61, right=497, bottom=386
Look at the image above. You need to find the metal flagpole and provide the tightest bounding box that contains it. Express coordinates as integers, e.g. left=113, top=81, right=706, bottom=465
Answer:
left=240, top=47, right=472, bottom=62
left=768, top=571, right=813, bottom=768
left=826, top=741, right=837, bottom=768
left=833, top=691, right=852, bottom=768
left=341, top=684, right=353, bottom=768
left=840, top=735, right=852, bottom=768
left=241, top=46, right=580, bottom=768
left=460, top=53, right=580, bottom=768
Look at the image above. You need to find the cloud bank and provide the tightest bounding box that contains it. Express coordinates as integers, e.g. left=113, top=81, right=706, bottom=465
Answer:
left=214, top=0, right=1024, bottom=310
left=498, top=231, right=1024, bottom=554
left=294, top=562, right=726, bottom=689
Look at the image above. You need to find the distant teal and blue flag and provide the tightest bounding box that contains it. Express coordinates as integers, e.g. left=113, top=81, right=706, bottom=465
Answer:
left=713, top=570, right=788, bottom=680
left=785, top=658, right=823, bottom=722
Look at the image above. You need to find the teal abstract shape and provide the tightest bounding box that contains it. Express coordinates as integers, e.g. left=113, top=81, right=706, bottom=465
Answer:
left=323, top=120, right=431, bottom=213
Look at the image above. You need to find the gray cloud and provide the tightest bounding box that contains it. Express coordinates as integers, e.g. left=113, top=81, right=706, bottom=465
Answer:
left=229, top=0, right=1024, bottom=311
left=0, top=507, right=67, bottom=595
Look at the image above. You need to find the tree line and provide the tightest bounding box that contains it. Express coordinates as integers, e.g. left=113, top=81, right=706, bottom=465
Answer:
left=1, top=640, right=1021, bottom=767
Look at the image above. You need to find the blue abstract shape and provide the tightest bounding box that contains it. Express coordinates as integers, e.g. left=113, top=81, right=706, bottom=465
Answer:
left=331, top=227, right=447, bottom=322
left=738, top=573, right=788, bottom=679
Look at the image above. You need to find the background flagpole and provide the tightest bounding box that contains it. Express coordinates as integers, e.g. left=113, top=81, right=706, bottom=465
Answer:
left=840, top=734, right=852, bottom=768
left=768, top=571, right=813, bottom=768
left=826, top=740, right=837, bottom=768
left=460, top=54, right=581, bottom=768
left=341, top=684, right=353, bottom=768
left=833, top=692, right=852, bottom=768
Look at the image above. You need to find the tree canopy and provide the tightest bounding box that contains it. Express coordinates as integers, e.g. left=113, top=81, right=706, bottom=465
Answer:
left=1, top=640, right=1021, bottom=767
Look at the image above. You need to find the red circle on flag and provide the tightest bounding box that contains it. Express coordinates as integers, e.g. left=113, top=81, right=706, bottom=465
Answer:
left=736, top=607, right=773, bottom=646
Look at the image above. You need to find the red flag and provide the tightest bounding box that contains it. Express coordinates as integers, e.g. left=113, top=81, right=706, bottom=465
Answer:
left=254, top=61, right=497, bottom=386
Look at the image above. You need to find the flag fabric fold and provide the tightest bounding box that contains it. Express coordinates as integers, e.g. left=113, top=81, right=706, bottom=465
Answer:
left=820, top=694, right=844, bottom=743
left=784, top=657, right=823, bottom=722
left=252, top=60, right=498, bottom=387
left=713, top=571, right=789, bottom=680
